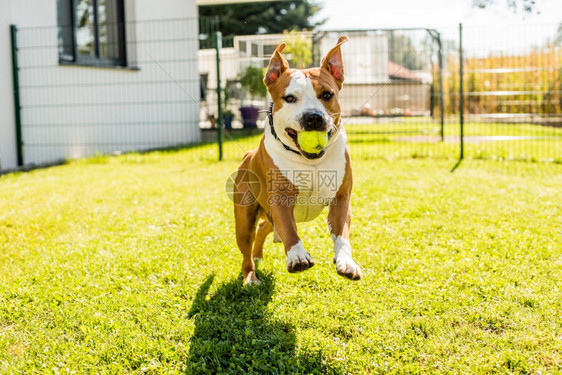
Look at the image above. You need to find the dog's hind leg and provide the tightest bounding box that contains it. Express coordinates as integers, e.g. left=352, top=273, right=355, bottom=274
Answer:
left=253, top=218, right=273, bottom=261
left=233, top=168, right=262, bottom=285
left=235, top=201, right=261, bottom=285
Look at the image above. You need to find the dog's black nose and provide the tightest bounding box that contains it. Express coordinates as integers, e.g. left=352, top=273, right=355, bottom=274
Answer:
left=301, top=111, right=326, bottom=131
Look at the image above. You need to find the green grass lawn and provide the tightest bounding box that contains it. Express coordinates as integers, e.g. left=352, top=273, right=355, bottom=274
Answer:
left=344, top=121, right=562, bottom=162
left=345, top=119, right=562, bottom=138
left=219, top=120, right=562, bottom=162
left=1, top=146, right=561, bottom=373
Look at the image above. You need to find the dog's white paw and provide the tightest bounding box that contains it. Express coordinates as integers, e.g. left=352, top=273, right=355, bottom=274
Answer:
left=286, top=241, right=315, bottom=273
left=334, top=253, right=362, bottom=280
left=333, top=236, right=362, bottom=280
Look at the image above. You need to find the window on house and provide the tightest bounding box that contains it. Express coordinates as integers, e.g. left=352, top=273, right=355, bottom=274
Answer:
left=57, top=0, right=127, bottom=67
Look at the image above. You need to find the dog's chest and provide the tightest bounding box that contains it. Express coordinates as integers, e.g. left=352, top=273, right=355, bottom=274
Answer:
left=265, top=134, right=347, bottom=223
left=290, top=163, right=342, bottom=222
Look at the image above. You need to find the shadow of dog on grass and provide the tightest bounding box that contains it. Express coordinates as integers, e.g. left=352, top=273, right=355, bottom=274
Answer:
left=187, top=271, right=340, bottom=374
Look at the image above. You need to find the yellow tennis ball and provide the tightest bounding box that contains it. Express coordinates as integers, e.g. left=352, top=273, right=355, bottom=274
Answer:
left=297, top=131, right=329, bottom=154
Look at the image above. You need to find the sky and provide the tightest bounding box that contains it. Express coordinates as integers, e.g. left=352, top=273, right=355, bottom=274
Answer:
left=316, top=0, right=562, bottom=30
left=314, top=0, right=562, bottom=52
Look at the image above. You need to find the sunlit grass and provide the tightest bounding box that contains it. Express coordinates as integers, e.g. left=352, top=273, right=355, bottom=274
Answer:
left=0, top=146, right=560, bottom=373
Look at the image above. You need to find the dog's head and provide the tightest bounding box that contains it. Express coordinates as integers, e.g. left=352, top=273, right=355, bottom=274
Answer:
left=263, top=36, right=348, bottom=159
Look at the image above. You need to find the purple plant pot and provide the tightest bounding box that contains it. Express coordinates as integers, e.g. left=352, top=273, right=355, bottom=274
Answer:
left=239, top=106, right=260, bottom=128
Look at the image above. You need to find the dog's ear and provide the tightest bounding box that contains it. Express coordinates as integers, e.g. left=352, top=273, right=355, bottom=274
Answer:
left=264, top=43, right=289, bottom=85
left=321, top=35, right=348, bottom=88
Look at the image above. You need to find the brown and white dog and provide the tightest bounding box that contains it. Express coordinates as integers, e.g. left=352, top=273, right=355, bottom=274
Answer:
left=233, top=36, right=362, bottom=285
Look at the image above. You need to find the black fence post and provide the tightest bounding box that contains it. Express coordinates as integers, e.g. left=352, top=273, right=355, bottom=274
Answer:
left=214, top=31, right=223, bottom=161
left=427, top=28, right=446, bottom=142
left=458, top=23, right=464, bottom=160
left=10, top=24, right=24, bottom=167
left=437, top=32, right=445, bottom=142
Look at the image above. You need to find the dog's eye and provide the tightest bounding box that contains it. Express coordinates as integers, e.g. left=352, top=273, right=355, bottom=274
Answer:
left=321, top=91, right=334, bottom=101
left=283, top=95, right=297, bottom=103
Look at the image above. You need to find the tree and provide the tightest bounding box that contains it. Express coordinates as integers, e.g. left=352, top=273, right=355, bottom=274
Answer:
left=471, top=0, right=539, bottom=14
left=283, top=30, right=312, bottom=68
left=199, top=0, right=324, bottom=38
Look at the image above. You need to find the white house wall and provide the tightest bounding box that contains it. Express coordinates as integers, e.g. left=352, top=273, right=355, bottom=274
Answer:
left=0, top=2, right=21, bottom=170
left=0, top=0, right=58, bottom=170
left=0, top=0, right=200, bottom=170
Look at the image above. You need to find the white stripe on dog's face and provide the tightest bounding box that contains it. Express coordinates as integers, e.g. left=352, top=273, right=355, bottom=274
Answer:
left=285, top=71, right=330, bottom=119
left=273, top=71, right=334, bottom=146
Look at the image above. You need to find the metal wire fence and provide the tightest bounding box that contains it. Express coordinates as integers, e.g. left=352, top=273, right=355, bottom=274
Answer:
left=12, top=17, right=213, bottom=167
left=459, top=23, right=562, bottom=162
left=314, top=29, right=449, bottom=160
left=200, top=28, right=453, bottom=162
left=200, top=24, right=562, bottom=164
left=8, top=19, right=562, bottom=171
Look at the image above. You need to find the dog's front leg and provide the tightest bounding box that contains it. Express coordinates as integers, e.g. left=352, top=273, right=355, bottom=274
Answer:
left=270, top=198, right=315, bottom=273
left=327, top=195, right=362, bottom=280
